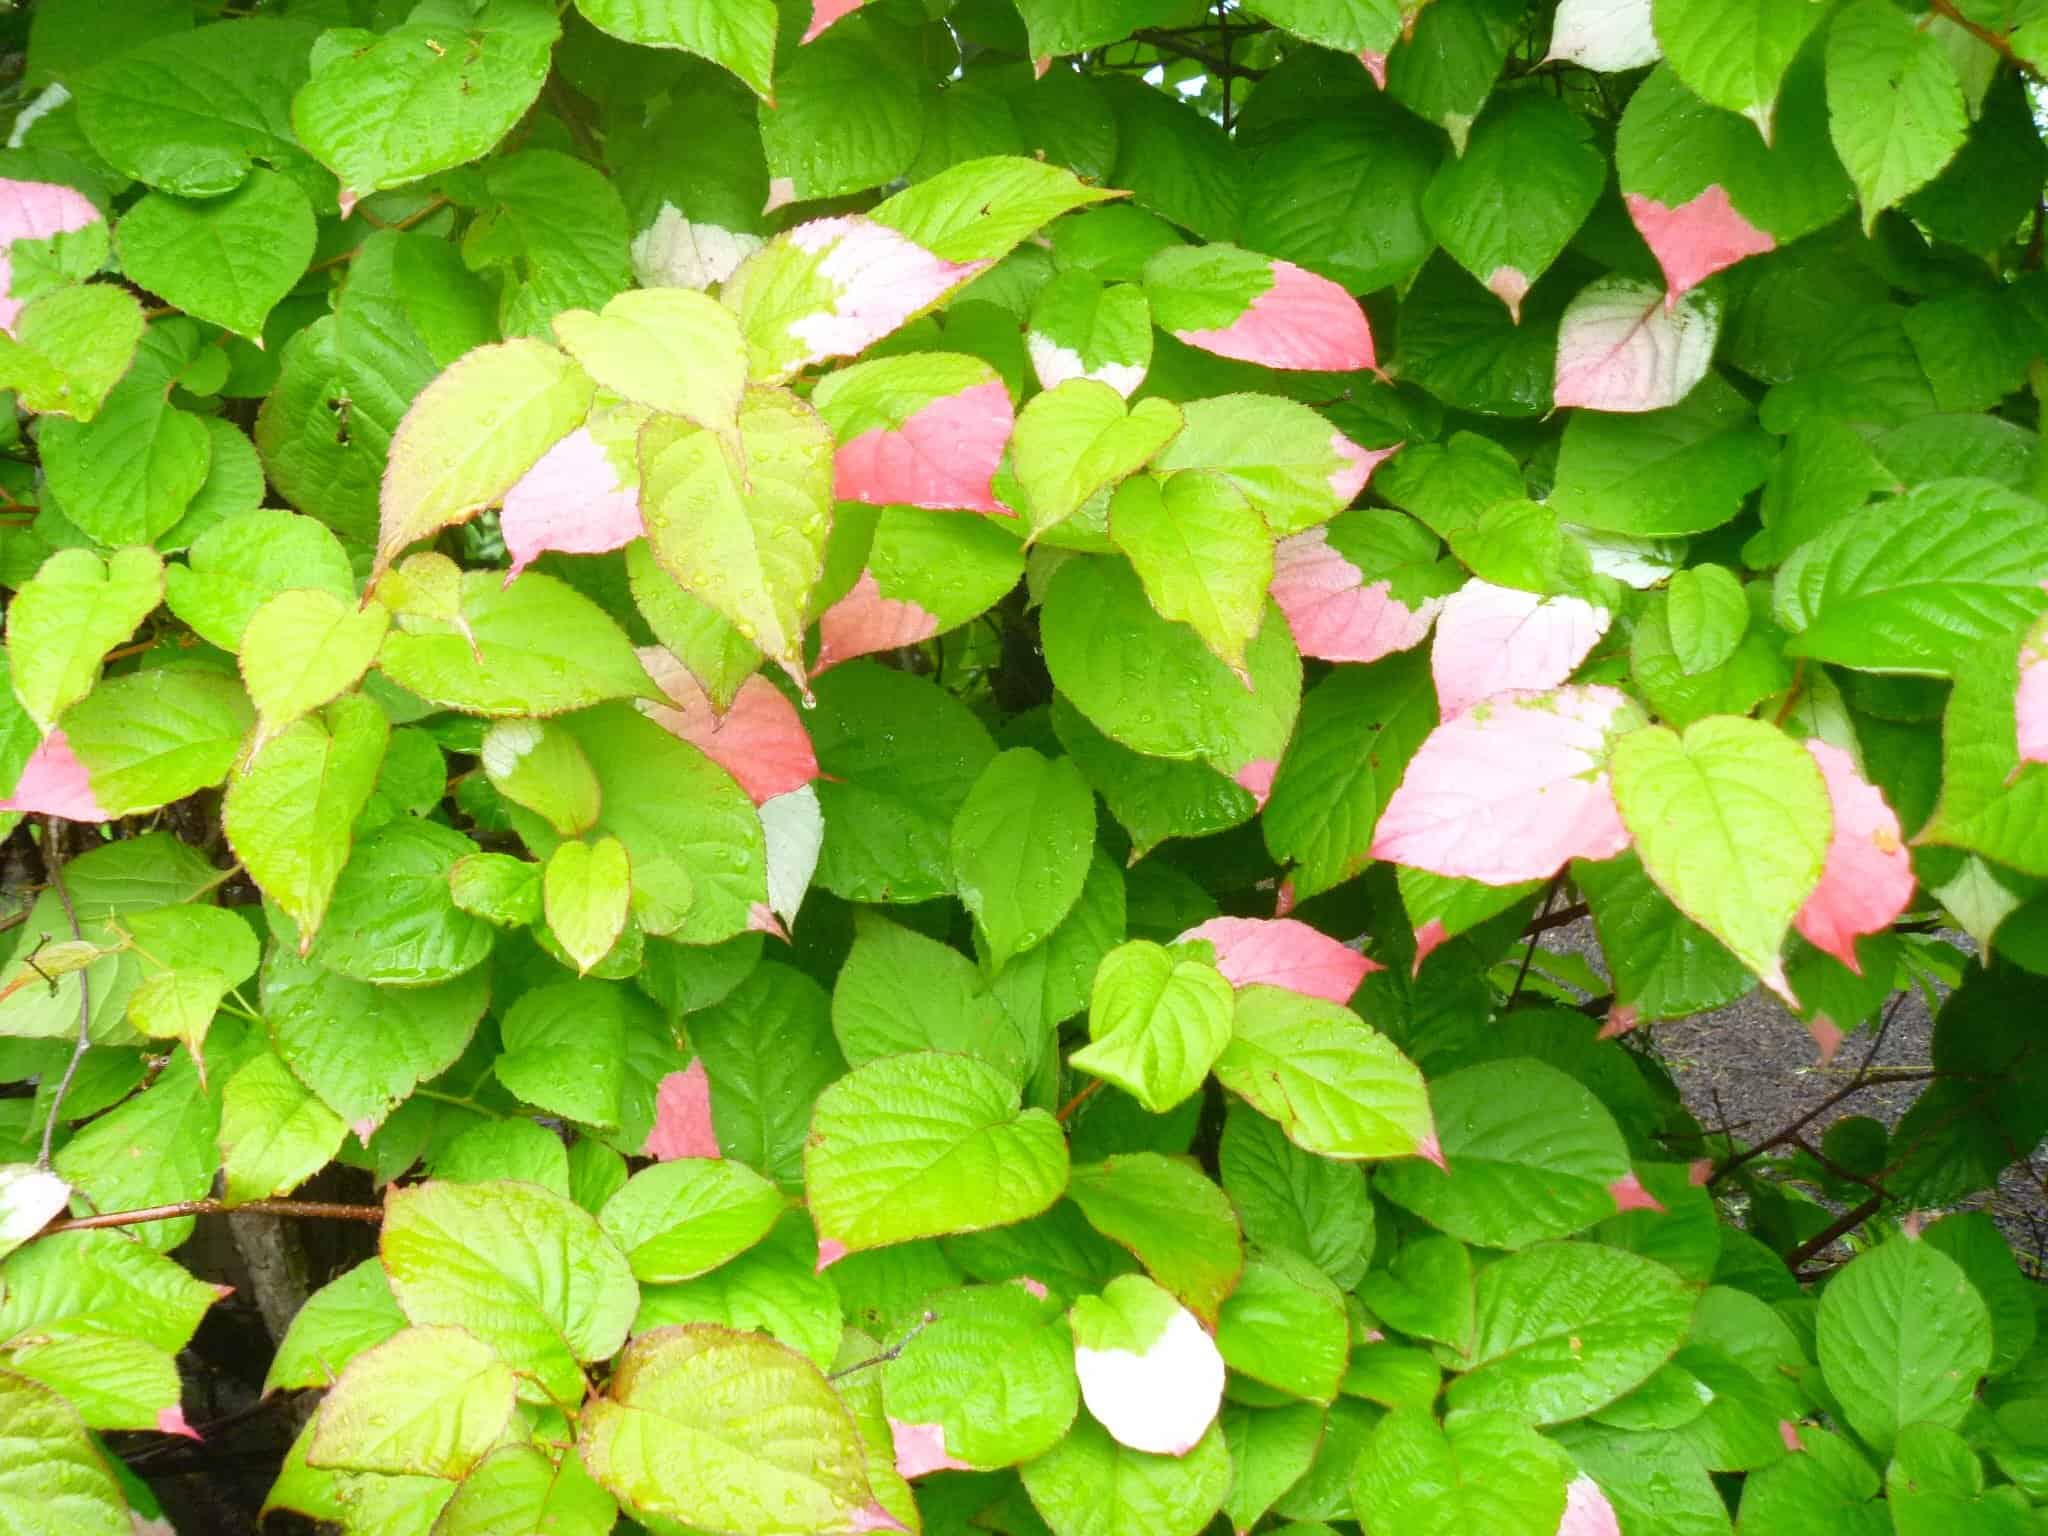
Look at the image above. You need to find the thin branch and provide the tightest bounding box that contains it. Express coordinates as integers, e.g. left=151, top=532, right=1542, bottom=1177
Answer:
left=1129, top=28, right=1267, bottom=79
left=1786, top=1194, right=1885, bottom=1271
left=828, top=1311, right=935, bottom=1381
left=36, top=818, right=88, bottom=1171
left=40, top=1197, right=383, bottom=1235
left=1522, top=901, right=1589, bottom=938
left=1505, top=876, right=1563, bottom=1007
left=1056, top=1077, right=1104, bottom=1123
left=1928, top=0, right=2043, bottom=82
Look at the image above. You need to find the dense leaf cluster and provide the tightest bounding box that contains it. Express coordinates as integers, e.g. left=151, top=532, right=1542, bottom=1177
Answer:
left=1, top=0, right=2046, bottom=1532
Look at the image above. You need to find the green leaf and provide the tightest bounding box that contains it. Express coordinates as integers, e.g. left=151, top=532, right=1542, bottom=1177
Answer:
left=544, top=836, right=632, bottom=976
left=481, top=718, right=602, bottom=837
left=53, top=1040, right=220, bottom=1252
left=1375, top=1059, right=1631, bottom=1249
left=1263, top=652, right=1437, bottom=903
left=1773, top=480, right=2048, bottom=677
left=239, top=589, right=390, bottom=744
left=1240, top=0, right=1404, bottom=53
left=1109, top=471, right=1272, bottom=676
left=1921, top=1210, right=2036, bottom=1377
left=1219, top=1102, right=1373, bottom=1291
left=1816, top=1235, right=1992, bottom=1455
left=262, top=946, right=489, bottom=1136
left=634, top=1210, right=844, bottom=1369
left=1221, top=1400, right=1327, bottom=1535
left=292, top=0, right=560, bottom=202
left=72, top=17, right=318, bottom=196
left=1652, top=0, right=1829, bottom=135
left=1611, top=717, right=1831, bottom=1003
left=626, top=538, right=762, bottom=713
left=759, top=16, right=926, bottom=203
left=265, top=1259, right=406, bottom=1393
left=0, top=1322, right=182, bottom=1433
left=307, top=1325, right=516, bottom=1479
left=1051, top=696, right=1256, bottom=860
left=434, top=1444, right=617, bottom=1536
left=373, top=339, right=595, bottom=575
left=808, top=660, right=997, bottom=904
left=598, top=1159, right=784, bottom=1284
left=0, top=1371, right=131, bottom=1536
left=274, top=817, right=492, bottom=987
left=224, top=694, right=388, bottom=943
left=5, top=546, right=162, bottom=734
left=1386, top=0, right=1522, bottom=136
left=1067, top=1153, right=1243, bottom=1324
left=881, top=1282, right=1080, bottom=1469
left=0, top=282, right=146, bottom=421
left=1100, top=73, right=1243, bottom=243
left=805, top=1051, right=1069, bottom=1261
left=0, top=1226, right=222, bottom=1355
left=1666, top=564, right=1750, bottom=676
left=1020, top=1412, right=1230, bottom=1536
left=640, top=387, right=835, bottom=688
left=1009, top=380, right=1183, bottom=540
left=1396, top=253, right=1562, bottom=418
left=1153, top=395, right=1373, bottom=538
left=63, top=667, right=253, bottom=818
left=951, top=748, right=1097, bottom=972
left=381, top=1179, right=640, bottom=1406
left=1548, top=373, right=1777, bottom=537
left=553, top=285, right=747, bottom=432
left=491, top=980, right=680, bottom=1150
left=873, top=155, right=1123, bottom=265
left=572, top=0, right=777, bottom=99
left=1043, top=554, right=1299, bottom=781
left=464, top=149, right=635, bottom=341
left=219, top=1049, right=347, bottom=1205
left=378, top=571, right=659, bottom=718
left=164, top=509, right=355, bottom=653
left=1734, top=1428, right=1886, bottom=1533
left=1824, top=0, right=1969, bottom=230
left=1068, top=940, right=1234, bottom=1115
left=1351, top=1408, right=1572, bottom=1536
left=1011, top=0, right=1190, bottom=56
left=1422, top=90, right=1603, bottom=316
left=1028, top=270, right=1152, bottom=396
left=833, top=912, right=1035, bottom=1086
left=578, top=1324, right=892, bottom=1536
left=1449, top=1242, right=1697, bottom=1423
left=1240, top=109, right=1441, bottom=297
left=1576, top=851, right=1751, bottom=1022
left=1211, top=985, right=1434, bottom=1162
left=115, top=168, right=315, bottom=337
left=1217, top=1248, right=1350, bottom=1403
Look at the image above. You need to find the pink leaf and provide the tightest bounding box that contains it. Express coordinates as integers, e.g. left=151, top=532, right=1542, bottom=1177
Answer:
left=643, top=1061, right=721, bottom=1161
left=1415, top=1132, right=1447, bottom=1172
left=1411, top=918, right=1450, bottom=976
left=0, top=179, right=101, bottom=335
left=1073, top=1307, right=1225, bottom=1457
left=1792, top=740, right=1912, bottom=974
left=1779, top=1421, right=1804, bottom=1454
left=834, top=378, right=1014, bottom=514
left=1358, top=49, right=1388, bottom=88
left=1808, top=1014, right=1845, bottom=1067
left=1172, top=260, right=1376, bottom=373
left=782, top=217, right=991, bottom=370
left=802, top=0, right=867, bottom=43
left=156, top=1405, right=202, bottom=1442
left=1688, top=1159, right=1712, bottom=1186
left=1558, top=1475, right=1622, bottom=1536
left=1597, top=1002, right=1642, bottom=1040
left=763, top=177, right=798, bottom=216
left=1626, top=188, right=1776, bottom=308
left=1371, top=686, right=1639, bottom=884
left=1269, top=526, right=1444, bottom=664
left=814, top=1236, right=849, bottom=1273
left=888, top=1418, right=974, bottom=1479
left=748, top=902, right=789, bottom=940
left=2017, top=617, right=2048, bottom=765
left=1017, top=1276, right=1049, bottom=1300
left=636, top=649, right=819, bottom=806
left=1330, top=435, right=1397, bottom=505
left=1233, top=760, right=1277, bottom=811
left=1607, top=1171, right=1664, bottom=1214
left=1431, top=579, right=1612, bottom=721
left=499, top=426, right=643, bottom=581
left=812, top=571, right=940, bottom=675
left=1175, top=916, right=1378, bottom=1004
left=1553, top=277, right=1715, bottom=414
left=1487, top=266, right=1532, bottom=324
left=0, top=731, right=107, bottom=821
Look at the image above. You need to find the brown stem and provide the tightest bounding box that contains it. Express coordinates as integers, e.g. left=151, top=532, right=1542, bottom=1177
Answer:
left=1928, top=0, right=2043, bottom=81
left=41, top=1197, right=383, bottom=1235
left=1522, top=901, right=1589, bottom=938
left=1056, top=1077, right=1104, bottom=1123
left=1785, top=1194, right=1886, bottom=1270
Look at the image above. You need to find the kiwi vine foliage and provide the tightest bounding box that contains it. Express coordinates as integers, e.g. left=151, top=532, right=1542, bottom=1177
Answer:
left=0, top=0, right=2046, bottom=1531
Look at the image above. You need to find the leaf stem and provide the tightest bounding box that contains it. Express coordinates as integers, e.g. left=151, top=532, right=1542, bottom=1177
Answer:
left=40, top=1196, right=383, bottom=1235
left=1055, top=1076, right=1104, bottom=1122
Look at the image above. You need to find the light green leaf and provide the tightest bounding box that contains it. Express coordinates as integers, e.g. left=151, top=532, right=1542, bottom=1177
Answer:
left=599, top=1160, right=783, bottom=1285
left=1067, top=1153, right=1243, bottom=1325
left=640, top=387, right=835, bottom=689
left=5, top=546, right=162, bottom=733
left=1611, top=717, right=1831, bottom=1004
left=164, top=509, right=355, bottom=653
left=1816, top=1235, right=1992, bottom=1455
left=573, top=0, right=777, bottom=98
left=881, top=1282, right=1080, bottom=1469
left=373, top=339, right=595, bottom=576
left=377, top=570, right=659, bottom=718
left=1652, top=0, right=1828, bottom=135
left=1221, top=1400, right=1327, bottom=1536
left=0, top=283, right=146, bottom=421
left=553, top=286, right=747, bottom=431
left=873, top=155, right=1124, bottom=265
left=491, top=980, right=679, bottom=1150
left=1219, top=1102, right=1374, bottom=1291
left=1110, top=471, right=1273, bottom=676
left=381, top=1179, right=640, bottom=1407
left=435, top=1443, right=617, bottom=1536
left=53, top=1041, right=219, bottom=1252
left=1374, top=1059, right=1631, bottom=1249
left=951, top=748, right=1097, bottom=972
left=292, top=0, right=560, bottom=202
left=833, top=911, right=1035, bottom=1086
left=0, top=1226, right=223, bottom=1355
left=1020, top=1412, right=1230, bottom=1536
left=1240, top=0, right=1404, bottom=53
left=1548, top=373, right=1776, bottom=537
left=1351, top=1408, right=1572, bottom=1536
left=1825, top=0, right=1968, bottom=230
left=1216, top=1247, right=1350, bottom=1403
left=0, top=1370, right=131, bottom=1536
left=805, top=1051, right=1069, bottom=1261
left=481, top=717, right=603, bottom=839
left=579, top=1324, right=890, bottom=1535
left=307, top=1325, right=515, bottom=1479
left=1028, top=270, right=1152, bottom=396
left=544, top=836, right=632, bottom=977
left=239, top=589, right=390, bottom=744
left=1068, top=940, right=1234, bottom=1115
left=1009, top=380, right=1183, bottom=540
left=115, top=168, right=315, bottom=336
left=63, top=667, right=253, bottom=818
left=275, top=818, right=492, bottom=987
left=224, top=693, right=388, bottom=943
left=1211, top=984, right=1433, bottom=1162
left=0, top=1322, right=182, bottom=1432
left=634, top=1210, right=843, bottom=1369
left=625, top=539, right=762, bottom=714
left=218, top=1048, right=346, bottom=1205
left=1665, top=565, right=1750, bottom=676
left=1154, top=395, right=1373, bottom=537
left=448, top=852, right=543, bottom=928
